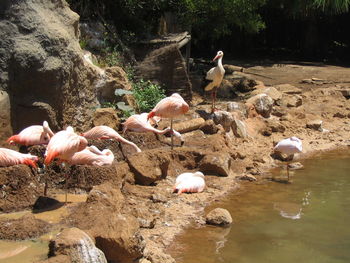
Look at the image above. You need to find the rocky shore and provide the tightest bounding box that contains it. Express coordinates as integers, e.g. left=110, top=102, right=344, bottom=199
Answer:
left=1, top=62, right=350, bottom=262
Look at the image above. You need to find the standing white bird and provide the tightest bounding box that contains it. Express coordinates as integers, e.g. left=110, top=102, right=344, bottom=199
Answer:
left=274, top=137, right=303, bottom=181
left=205, top=50, right=225, bottom=113
left=173, top=171, right=205, bottom=194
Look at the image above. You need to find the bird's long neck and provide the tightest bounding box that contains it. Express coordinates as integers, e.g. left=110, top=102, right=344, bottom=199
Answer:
left=217, top=56, right=223, bottom=70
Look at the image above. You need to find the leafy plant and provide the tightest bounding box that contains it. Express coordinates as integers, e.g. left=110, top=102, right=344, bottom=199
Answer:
left=132, top=80, right=166, bottom=113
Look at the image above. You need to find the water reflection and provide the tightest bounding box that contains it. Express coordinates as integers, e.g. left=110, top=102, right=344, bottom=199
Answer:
left=168, top=150, right=350, bottom=263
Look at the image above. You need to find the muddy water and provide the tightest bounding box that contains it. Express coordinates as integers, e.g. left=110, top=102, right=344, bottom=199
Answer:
left=0, top=194, right=87, bottom=262
left=168, top=150, right=350, bottom=263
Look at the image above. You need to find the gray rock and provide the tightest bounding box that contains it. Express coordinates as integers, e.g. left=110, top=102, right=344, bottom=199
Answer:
left=0, top=0, right=116, bottom=132
left=206, top=208, right=233, bottom=226
left=250, top=86, right=282, bottom=103
left=213, top=111, right=234, bottom=132
left=281, top=94, right=303, bottom=107
left=275, top=84, right=302, bottom=94
left=49, top=227, right=107, bottom=263
left=246, top=94, right=274, bottom=118
left=231, top=119, right=247, bottom=138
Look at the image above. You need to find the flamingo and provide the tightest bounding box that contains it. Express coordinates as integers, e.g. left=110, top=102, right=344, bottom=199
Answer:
left=44, top=126, right=88, bottom=202
left=122, top=113, right=171, bottom=135
left=82, top=125, right=141, bottom=153
left=67, top=145, right=114, bottom=166
left=204, top=51, right=225, bottom=113
left=7, top=121, right=54, bottom=146
left=148, top=93, right=189, bottom=149
left=173, top=171, right=205, bottom=194
left=0, top=148, right=38, bottom=168
left=274, top=137, right=303, bottom=181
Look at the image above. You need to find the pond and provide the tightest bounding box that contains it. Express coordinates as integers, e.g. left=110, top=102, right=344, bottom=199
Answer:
left=168, top=150, right=350, bottom=263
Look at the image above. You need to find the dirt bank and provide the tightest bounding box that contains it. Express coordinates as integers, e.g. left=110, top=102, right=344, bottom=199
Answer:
left=1, top=62, right=350, bottom=263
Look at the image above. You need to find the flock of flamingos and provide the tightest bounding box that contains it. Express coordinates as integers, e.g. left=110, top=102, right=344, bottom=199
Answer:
left=0, top=51, right=303, bottom=199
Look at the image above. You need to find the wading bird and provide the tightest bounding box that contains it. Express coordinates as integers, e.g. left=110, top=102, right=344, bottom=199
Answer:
left=274, top=137, right=303, bottom=181
left=148, top=93, right=189, bottom=149
left=123, top=113, right=171, bottom=135
left=0, top=148, right=38, bottom=168
left=67, top=145, right=114, bottom=166
left=173, top=171, right=205, bottom=194
left=204, top=51, right=225, bottom=113
left=82, top=125, right=141, bottom=153
left=44, top=126, right=88, bottom=202
left=7, top=121, right=54, bottom=146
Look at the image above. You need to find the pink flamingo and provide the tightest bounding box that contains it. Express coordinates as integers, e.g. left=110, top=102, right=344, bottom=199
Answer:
left=274, top=137, right=303, bottom=181
left=204, top=51, right=225, bottom=113
left=44, top=126, right=88, bottom=202
left=44, top=126, right=88, bottom=165
left=67, top=145, right=114, bottom=166
left=0, top=148, right=38, bottom=168
left=173, top=171, right=205, bottom=194
left=82, top=125, right=141, bottom=153
left=7, top=121, right=54, bottom=146
left=148, top=93, right=189, bottom=149
left=123, top=113, right=171, bottom=135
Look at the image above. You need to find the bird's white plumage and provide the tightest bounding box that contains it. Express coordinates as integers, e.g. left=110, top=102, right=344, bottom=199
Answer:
left=174, top=171, right=205, bottom=193
left=205, top=51, right=225, bottom=91
left=274, top=137, right=302, bottom=155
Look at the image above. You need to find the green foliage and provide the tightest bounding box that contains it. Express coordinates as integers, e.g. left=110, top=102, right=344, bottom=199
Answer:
left=132, top=80, right=166, bottom=113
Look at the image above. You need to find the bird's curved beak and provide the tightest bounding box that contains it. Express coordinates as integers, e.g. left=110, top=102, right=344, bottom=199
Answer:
left=213, top=55, right=220, bottom=61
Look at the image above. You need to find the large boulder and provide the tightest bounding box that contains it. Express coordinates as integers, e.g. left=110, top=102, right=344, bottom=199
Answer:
left=0, top=0, right=102, bottom=132
left=206, top=208, right=233, bottom=226
left=48, top=227, right=107, bottom=263
left=246, top=94, right=274, bottom=118
left=70, top=183, right=142, bottom=262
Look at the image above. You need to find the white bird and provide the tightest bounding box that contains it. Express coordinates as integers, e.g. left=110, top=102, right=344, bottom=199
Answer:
left=204, top=51, right=225, bottom=113
left=173, top=171, right=205, bottom=194
left=274, top=137, right=303, bottom=181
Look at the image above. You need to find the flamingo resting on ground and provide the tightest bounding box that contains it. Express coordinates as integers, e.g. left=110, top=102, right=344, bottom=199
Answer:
left=204, top=51, right=225, bottom=113
left=274, top=137, right=303, bottom=181
left=173, top=171, right=206, bottom=194
left=67, top=146, right=114, bottom=166
left=82, top=125, right=141, bottom=153
left=0, top=148, right=38, bottom=168
left=148, top=93, right=189, bottom=149
left=44, top=126, right=88, bottom=202
left=7, top=121, right=54, bottom=146
left=123, top=113, right=171, bottom=135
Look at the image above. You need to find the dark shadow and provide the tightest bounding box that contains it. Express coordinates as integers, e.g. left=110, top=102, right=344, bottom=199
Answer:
left=195, top=109, right=213, bottom=120
left=32, top=196, right=64, bottom=213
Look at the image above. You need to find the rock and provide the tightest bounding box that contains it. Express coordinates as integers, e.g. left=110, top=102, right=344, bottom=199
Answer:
left=213, top=111, right=234, bottom=132
left=275, top=84, right=302, bottom=94
left=70, top=183, right=142, bottom=262
left=199, top=119, right=219, bottom=134
left=246, top=94, right=274, bottom=118
left=0, top=214, right=50, bottom=240
left=100, top=67, right=133, bottom=102
left=0, top=0, right=102, bottom=132
left=49, top=227, right=107, bottom=263
left=206, top=208, right=233, bottom=226
left=250, top=86, right=282, bottom=103
left=0, top=165, right=41, bottom=212
left=0, top=90, right=12, bottom=146
left=218, top=79, right=238, bottom=98
left=264, top=119, right=286, bottom=134
left=288, top=162, right=304, bottom=170
left=199, top=153, right=233, bottom=177
left=337, top=89, right=350, bottom=99
left=281, top=94, right=303, bottom=107
left=237, top=174, right=257, bottom=181
left=127, top=150, right=170, bottom=185
left=306, top=120, right=323, bottom=131
left=271, top=106, right=287, bottom=117
left=181, top=130, right=205, bottom=140
left=231, top=119, right=248, bottom=138
left=139, top=258, right=152, bottom=263
left=226, top=101, right=247, bottom=118
left=173, top=118, right=205, bottom=133
left=136, top=44, right=192, bottom=101
left=223, top=64, right=244, bottom=74
left=92, top=108, right=121, bottom=130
